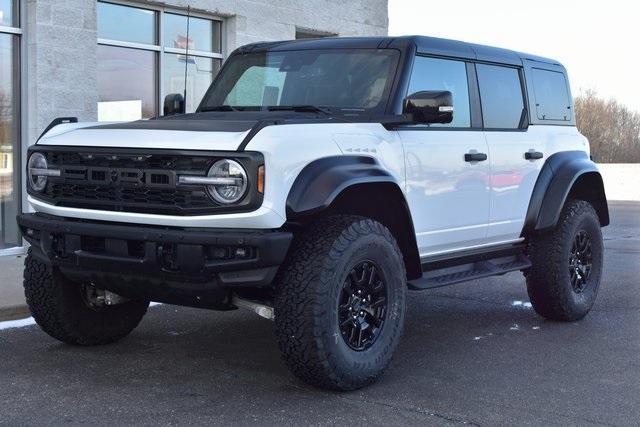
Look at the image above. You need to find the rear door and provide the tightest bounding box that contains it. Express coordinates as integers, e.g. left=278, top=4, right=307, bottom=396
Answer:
left=398, top=56, right=490, bottom=257
left=477, top=64, right=544, bottom=243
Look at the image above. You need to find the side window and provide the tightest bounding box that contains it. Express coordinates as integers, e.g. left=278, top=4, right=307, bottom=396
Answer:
left=531, top=68, right=571, bottom=121
left=407, top=56, right=471, bottom=128
left=476, top=64, right=525, bottom=129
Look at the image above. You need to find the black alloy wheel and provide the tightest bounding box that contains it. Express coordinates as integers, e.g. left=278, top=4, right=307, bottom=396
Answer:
left=338, top=260, right=387, bottom=351
left=569, top=230, right=593, bottom=293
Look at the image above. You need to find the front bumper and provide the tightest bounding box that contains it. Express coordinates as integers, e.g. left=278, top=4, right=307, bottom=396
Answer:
left=17, top=213, right=292, bottom=309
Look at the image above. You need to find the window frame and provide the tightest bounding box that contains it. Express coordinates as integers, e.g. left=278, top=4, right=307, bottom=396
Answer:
left=398, top=53, right=533, bottom=132
left=398, top=54, right=480, bottom=131
left=530, top=67, right=571, bottom=122
left=473, top=61, right=530, bottom=132
left=1, top=0, right=23, bottom=253
left=97, top=0, right=224, bottom=117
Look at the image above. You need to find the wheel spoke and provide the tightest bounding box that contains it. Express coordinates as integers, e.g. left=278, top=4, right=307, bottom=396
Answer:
left=365, top=311, right=382, bottom=328
left=343, top=278, right=355, bottom=296
left=340, top=317, right=355, bottom=328
left=356, top=327, right=364, bottom=348
left=368, top=265, right=377, bottom=285
left=371, top=296, right=386, bottom=308
left=338, top=301, right=351, bottom=314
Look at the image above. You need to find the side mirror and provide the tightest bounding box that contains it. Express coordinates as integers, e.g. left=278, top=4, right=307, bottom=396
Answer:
left=163, top=93, right=185, bottom=116
left=403, top=90, right=453, bottom=124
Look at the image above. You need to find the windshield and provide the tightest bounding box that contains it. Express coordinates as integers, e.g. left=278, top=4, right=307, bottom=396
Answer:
left=198, top=49, right=400, bottom=114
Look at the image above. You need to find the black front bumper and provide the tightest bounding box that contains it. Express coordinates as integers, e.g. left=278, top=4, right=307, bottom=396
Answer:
left=17, top=213, right=292, bottom=309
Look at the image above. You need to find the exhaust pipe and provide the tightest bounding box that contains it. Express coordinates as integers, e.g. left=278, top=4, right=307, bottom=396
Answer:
left=231, top=296, right=274, bottom=321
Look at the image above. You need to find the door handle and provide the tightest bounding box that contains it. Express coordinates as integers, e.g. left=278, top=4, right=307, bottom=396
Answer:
left=524, top=151, right=544, bottom=160
left=464, top=152, right=488, bottom=162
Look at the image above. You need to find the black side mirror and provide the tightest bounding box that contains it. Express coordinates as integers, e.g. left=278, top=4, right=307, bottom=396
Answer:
left=163, top=93, right=185, bottom=116
left=403, top=90, right=453, bottom=124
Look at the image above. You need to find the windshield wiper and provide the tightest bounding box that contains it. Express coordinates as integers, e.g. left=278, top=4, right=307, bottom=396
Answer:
left=266, top=105, right=335, bottom=115
left=200, top=105, right=240, bottom=112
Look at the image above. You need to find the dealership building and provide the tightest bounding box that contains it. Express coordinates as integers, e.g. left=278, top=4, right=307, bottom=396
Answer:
left=0, top=0, right=388, bottom=255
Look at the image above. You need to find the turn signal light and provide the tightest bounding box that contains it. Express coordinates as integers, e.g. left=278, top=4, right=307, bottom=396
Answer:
left=257, top=165, right=265, bottom=194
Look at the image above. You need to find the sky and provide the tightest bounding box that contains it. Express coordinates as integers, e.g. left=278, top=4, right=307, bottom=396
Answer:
left=389, top=0, right=640, bottom=113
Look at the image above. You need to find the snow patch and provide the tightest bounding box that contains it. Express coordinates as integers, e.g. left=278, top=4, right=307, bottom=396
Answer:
left=511, top=300, right=532, bottom=309
left=473, top=333, right=494, bottom=341
left=0, top=317, right=36, bottom=331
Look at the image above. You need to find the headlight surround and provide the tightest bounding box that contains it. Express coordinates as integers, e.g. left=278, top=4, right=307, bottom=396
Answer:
left=206, top=159, right=248, bottom=204
left=27, top=152, right=49, bottom=192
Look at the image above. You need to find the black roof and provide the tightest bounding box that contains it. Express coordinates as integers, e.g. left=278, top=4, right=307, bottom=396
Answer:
left=235, top=35, right=561, bottom=68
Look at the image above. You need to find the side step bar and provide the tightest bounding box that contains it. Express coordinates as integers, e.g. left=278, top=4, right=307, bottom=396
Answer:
left=409, top=244, right=531, bottom=291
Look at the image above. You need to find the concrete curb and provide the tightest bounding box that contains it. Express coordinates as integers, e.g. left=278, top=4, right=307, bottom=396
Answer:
left=0, top=305, right=31, bottom=322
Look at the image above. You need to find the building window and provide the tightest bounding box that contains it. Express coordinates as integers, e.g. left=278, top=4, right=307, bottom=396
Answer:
left=0, top=0, right=21, bottom=250
left=97, top=1, right=222, bottom=121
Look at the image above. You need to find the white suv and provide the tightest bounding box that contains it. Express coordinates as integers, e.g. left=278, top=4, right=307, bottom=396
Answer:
left=18, top=36, right=609, bottom=390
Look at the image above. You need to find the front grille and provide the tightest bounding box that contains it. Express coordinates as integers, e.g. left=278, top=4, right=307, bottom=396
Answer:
left=29, top=147, right=263, bottom=216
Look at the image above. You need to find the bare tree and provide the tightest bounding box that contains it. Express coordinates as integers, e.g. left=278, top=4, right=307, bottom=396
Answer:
left=575, top=90, right=640, bottom=163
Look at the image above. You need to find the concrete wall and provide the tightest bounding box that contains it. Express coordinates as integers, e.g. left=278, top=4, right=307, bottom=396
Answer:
left=23, top=0, right=389, bottom=145
left=25, top=0, right=99, bottom=145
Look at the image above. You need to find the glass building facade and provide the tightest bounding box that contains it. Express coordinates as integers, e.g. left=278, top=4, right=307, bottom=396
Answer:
left=97, top=2, right=222, bottom=120
left=0, top=0, right=20, bottom=250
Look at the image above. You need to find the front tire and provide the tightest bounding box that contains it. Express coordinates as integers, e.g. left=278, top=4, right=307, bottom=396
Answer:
left=274, top=215, right=406, bottom=391
left=526, top=199, right=604, bottom=321
left=23, top=250, right=149, bottom=345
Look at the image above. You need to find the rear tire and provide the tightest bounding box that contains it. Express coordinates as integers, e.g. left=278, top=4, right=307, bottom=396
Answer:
left=274, top=215, right=406, bottom=391
left=23, top=249, right=149, bottom=345
left=526, top=199, right=604, bottom=321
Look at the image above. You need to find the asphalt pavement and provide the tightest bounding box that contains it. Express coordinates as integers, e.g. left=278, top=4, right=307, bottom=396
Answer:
left=0, top=202, right=638, bottom=426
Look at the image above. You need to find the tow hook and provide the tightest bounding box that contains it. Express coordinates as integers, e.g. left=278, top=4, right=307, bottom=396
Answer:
left=83, top=284, right=129, bottom=308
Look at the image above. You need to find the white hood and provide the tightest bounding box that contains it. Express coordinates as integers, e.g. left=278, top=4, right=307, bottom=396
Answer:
left=37, top=121, right=250, bottom=151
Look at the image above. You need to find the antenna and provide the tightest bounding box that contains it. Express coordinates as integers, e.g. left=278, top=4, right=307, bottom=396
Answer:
left=183, top=5, right=191, bottom=111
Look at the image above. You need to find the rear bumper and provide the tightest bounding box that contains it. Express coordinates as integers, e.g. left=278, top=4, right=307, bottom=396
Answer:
left=17, top=213, right=292, bottom=309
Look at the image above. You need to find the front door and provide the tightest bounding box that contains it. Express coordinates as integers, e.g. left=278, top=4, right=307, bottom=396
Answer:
left=398, top=56, right=490, bottom=257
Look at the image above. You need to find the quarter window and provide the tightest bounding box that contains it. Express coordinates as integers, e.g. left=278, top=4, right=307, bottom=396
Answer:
left=407, top=56, right=471, bottom=128
left=476, top=64, right=525, bottom=129
left=531, top=68, right=571, bottom=121
left=97, top=1, right=223, bottom=120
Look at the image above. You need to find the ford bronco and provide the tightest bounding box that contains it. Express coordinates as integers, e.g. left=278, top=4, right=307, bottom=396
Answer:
left=18, top=36, right=609, bottom=390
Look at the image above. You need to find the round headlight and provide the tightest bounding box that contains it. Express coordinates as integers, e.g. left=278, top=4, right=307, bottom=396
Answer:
left=28, top=152, right=48, bottom=192
left=206, top=159, right=248, bottom=204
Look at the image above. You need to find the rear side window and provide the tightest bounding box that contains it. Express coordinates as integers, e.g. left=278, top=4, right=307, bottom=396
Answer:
left=407, top=56, right=471, bottom=128
left=531, top=68, right=571, bottom=121
left=476, top=64, right=525, bottom=129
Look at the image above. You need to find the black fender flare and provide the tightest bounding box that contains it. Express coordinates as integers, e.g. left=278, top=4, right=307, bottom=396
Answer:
left=286, top=155, right=422, bottom=279
left=523, top=150, right=609, bottom=234
left=286, top=155, right=399, bottom=216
